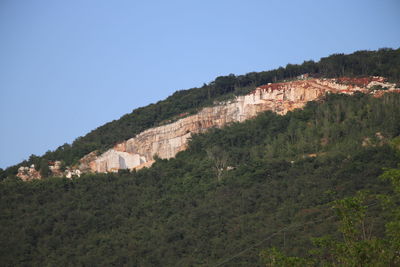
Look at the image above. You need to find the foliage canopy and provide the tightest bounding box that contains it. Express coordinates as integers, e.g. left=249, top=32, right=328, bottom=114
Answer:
left=1, top=48, right=399, bottom=178
left=1, top=93, right=400, bottom=266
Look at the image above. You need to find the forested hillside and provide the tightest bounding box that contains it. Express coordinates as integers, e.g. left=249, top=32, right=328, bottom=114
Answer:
left=1, top=92, right=399, bottom=266
left=1, top=48, right=399, bottom=179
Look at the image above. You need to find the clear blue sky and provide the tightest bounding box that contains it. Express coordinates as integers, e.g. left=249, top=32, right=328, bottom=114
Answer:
left=0, top=0, right=399, bottom=169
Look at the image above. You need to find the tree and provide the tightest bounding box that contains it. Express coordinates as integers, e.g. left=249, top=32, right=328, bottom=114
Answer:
left=260, top=164, right=400, bottom=266
left=206, top=146, right=228, bottom=181
left=39, top=159, right=50, bottom=178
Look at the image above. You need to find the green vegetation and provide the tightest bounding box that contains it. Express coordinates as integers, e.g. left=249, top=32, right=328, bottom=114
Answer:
left=370, top=84, right=390, bottom=91
left=1, top=93, right=399, bottom=266
left=260, top=165, right=400, bottom=266
left=1, top=48, right=399, bottom=179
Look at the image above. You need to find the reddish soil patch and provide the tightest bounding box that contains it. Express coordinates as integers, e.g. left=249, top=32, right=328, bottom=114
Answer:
left=258, top=79, right=311, bottom=91
left=336, top=77, right=385, bottom=87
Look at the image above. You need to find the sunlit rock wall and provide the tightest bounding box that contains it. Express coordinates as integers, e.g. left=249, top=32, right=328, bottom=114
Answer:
left=83, top=77, right=398, bottom=173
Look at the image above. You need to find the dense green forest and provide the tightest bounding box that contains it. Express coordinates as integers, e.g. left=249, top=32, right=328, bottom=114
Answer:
left=1, top=48, right=399, bottom=178
left=260, top=166, right=400, bottom=266
left=1, top=93, right=399, bottom=266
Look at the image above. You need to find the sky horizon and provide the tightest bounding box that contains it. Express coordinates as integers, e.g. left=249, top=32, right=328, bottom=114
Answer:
left=1, top=0, right=400, bottom=169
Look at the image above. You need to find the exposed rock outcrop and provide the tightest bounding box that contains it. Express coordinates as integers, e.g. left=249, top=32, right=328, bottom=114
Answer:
left=17, top=160, right=80, bottom=181
left=49, top=161, right=63, bottom=176
left=16, top=76, right=398, bottom=180
left=65, top=169, right=81, bottom=178
left=84, top=77, right=399, bottom=173
left=17, top=165, right=41, bottom=181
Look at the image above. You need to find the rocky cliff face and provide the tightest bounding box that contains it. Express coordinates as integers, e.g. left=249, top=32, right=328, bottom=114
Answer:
left=17, top=165, right=41, bottom=181
left=81, top=77, right=398, bottom=173
left=15, top=76, right=398, bottom=181
left=16, top=161, right=81, bottom=181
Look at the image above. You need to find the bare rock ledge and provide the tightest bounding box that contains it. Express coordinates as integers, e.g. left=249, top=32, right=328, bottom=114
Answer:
left=80, top=77, right=398, bottom=173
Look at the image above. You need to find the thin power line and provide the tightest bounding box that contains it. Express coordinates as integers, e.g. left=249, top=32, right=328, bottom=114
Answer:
left=213, top=217, right=330, bottom=267
left=213, top=202, right=378, bottom=267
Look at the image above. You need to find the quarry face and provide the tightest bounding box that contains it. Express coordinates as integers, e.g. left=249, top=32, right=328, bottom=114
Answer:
left=82, top=77, right=398, bottom=173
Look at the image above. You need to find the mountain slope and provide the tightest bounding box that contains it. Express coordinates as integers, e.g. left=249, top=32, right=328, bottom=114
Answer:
left=1, top=48, right=400, bottom=179
left=1, top=92, right=399, bottom=266
left=82, top=76, right=398, bottom=174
